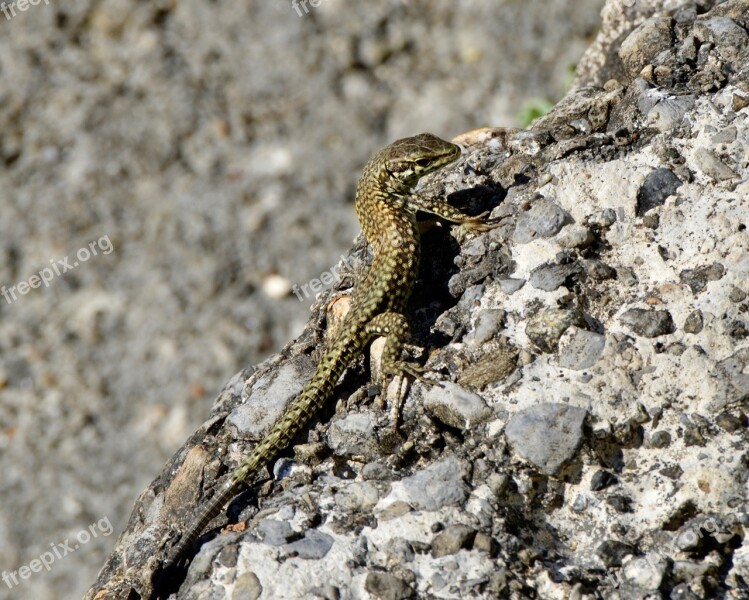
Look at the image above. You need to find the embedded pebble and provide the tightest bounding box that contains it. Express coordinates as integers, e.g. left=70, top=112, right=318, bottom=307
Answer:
left=257, top=519, right=294, bottom=546
left=231, top=572, right=263, bottom=600
left=619, top=308, right=675, bottom=337
left=431, top=525, right=477, bottom=558
left=556, top=224, right=595, bottom=249
left=619, top=16, right=673, bottom=75
left=597, top=540, right=638, bottom=568
left=526, top=308, right=587, bottom=353
left=365, top=572, right=414, bottom=600
left=693, top=148, right=736, bottom=181
left=281, top=529, right=334, bottom=560
left=465, top=309, right=505, bottom=345
left=650, top=431, right=672, bottom=448
left=558, top=327, right=606, bottom=370
left=504, top=403, right=588, bottom=476
left=328, top=412, right=378, bottom=458
left=636, top=168, right=682, bottom=215
left=498, top=278, right=525, bottom=294
left=423, top=381, right=491, bottom=429
left=513, top=199, right=571, bottom=243
left=529, top=262, right=583, bottom=291
left=621, top=554, right=668, bottom=591
left=590, top=470, right=617, bottom=491
left=228, top=357, right=314, bottom=438
left=399, top=456, right=469, bottom=511
left=683, top=309, right=704, bottom=333
left=582, top=259, right=615, bottom=281
left=646, top=95, right=695, bottom=131
left=585, top=208, right=617, bottom=228
left=334, top=481, right=379, bottom=512
left=679, top=262, right=725, bottom=294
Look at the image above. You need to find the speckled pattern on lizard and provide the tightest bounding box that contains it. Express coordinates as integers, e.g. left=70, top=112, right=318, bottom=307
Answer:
left=165, top=133, right=498, bottom=567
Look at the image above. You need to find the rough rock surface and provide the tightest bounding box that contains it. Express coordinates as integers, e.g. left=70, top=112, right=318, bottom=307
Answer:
left=88, top=0, right=749, bottom=598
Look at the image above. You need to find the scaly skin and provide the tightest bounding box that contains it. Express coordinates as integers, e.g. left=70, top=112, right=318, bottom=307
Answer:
left=165, top=133, right=496, bottom=566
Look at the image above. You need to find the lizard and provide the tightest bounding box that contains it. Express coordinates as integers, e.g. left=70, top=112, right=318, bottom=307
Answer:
left=164, top=133, right=499, bottom=568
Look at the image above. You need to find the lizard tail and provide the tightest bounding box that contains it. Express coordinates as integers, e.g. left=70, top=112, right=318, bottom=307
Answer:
left=164, top=477, right=244, bottom=567
left=164, top=326, right=364, bottom=567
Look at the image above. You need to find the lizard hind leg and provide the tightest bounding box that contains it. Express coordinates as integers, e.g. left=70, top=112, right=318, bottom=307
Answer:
left=365, top=311, right=428, bottom=383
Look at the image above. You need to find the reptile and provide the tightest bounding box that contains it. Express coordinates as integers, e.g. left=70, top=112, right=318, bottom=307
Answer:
left=165, top=133, right=498, bottom=567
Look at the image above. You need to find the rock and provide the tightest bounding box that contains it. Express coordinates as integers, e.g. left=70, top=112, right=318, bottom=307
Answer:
left=334, top=481, right=379, bottom=512
left=83, top=3, right=749, bottom=599
left=365, top=572, right=414, bottom=600
left=679, top=263, right=725, bottom=294
left=659, top=465, right=683, bottom=480
left=457, top=346, right=519, bottom=390
left=558, top=327, right=606, bottom=370
left=377, top=501, right=412, bottom=522
left=693, top=148, right=737, bottom=181
left=228, top=357, right=314, bottom=438
left=716, top=413, right=743, bottom=433
left=422, top=382, right=491, bottom=430
left=581, top=259, right=615, bottom=281
left=670, top=583, right=702, bottom=600
left=733, top=92, right=749, bottom=111
left=683, top=310, right=704, bottom=334
left=472, top=532, right=497, bottom=556
left=465, top=309, right=505, bottom=345
left=646, top=95, right=695, bottom=131
left=571, top=494, right=587, bottom=513
left=556, top=224, right=595, bottom=249
left=636, top=168, right=683, bottom=216
left=729, top=286, right=747, bottom=303
left=526, top=308, right=587, bottom=353
left=621, top=553, right=667, bottom=591
left=693, top=17, right=749, bottom=62
left=398, top=456, right=469, bottom=511
left=513, top=199, right=572, bottom=243
left=498, top=278, right=526, bottom=294
left=619, top=308, right=675, bottom=337
left=606, top=494, right=633, bottom=513
left=585, top=208, right=617, bottom=228
left=617, top=266, right=638, bottom=287
left=505, top=403, right=587, bottom=476
left=231, top=571, right=263, bottom=600
left=257, top=519, right=293, bottom=546
left=649, top=430, right=672, bottom=448
left=362, top=461, right=397, bottom=481
left=675, top=526, right=702, bottom=552
left=590, top=470, right=617, bottom=491
left=529, top=261, right=583, bottom=291
left=328, top=412, right=379, bottom=458
left=431, top=525, right=477, bottom=558
left=597, top=540, right=638, bottom=568
left=281, top=529, right=334, bottom=560
left=717, top=349, right=749, bottom=404
left=619, top=16, right=673, bottom=75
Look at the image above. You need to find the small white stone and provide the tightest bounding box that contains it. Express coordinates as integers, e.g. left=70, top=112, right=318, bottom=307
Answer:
left=262, top=273, right=293, bottom=298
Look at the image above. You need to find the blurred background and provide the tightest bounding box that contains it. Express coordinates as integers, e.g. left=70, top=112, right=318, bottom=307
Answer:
left=0, top=1, right=604, bottom=598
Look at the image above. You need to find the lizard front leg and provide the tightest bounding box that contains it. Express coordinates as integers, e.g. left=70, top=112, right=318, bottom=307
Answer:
left=408, top=193, right=506, bottom=232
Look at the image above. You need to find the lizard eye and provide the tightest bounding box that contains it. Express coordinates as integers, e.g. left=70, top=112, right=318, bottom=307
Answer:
left=414, top=158, right=431, bottom=168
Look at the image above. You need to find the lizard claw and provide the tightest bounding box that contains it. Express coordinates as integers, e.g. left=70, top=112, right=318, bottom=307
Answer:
left=462, top=211, right=511, bottom=232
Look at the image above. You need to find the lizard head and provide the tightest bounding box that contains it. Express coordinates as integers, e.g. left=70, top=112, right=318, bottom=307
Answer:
left=381, top=133, right=461, bottom=192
